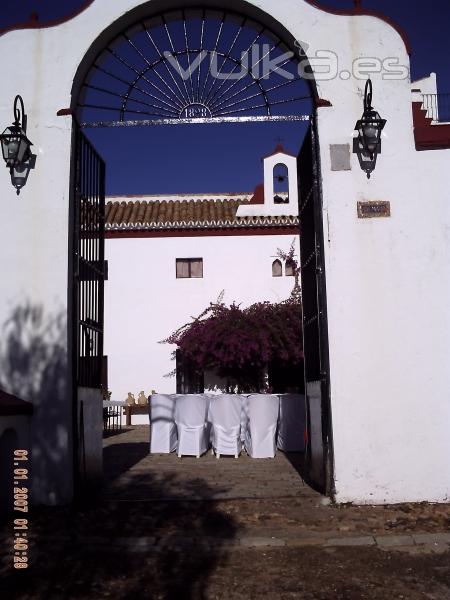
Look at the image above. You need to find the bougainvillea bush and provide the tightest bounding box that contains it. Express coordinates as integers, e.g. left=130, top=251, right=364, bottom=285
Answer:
left=163, top=298, right=303, bottom=392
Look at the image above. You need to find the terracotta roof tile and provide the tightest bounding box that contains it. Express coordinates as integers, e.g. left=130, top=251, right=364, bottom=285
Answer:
left=137, top=202, right=147, bottom=224
left=150, top=200, right=160, bottom=223
left=123, top=201, right=134, bottom=224
left=115, top=201, right=126, bottom=224
left=105, top=194, right=298, bottom=231
left=143, top=202, right=153, bottom=224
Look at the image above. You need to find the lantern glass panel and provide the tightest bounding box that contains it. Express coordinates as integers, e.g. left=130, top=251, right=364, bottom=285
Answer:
left=10, top=161, right=30, bottom=192
left=362, top=123, right=379, bottom=154
left=8, top=138, right=20, bottom=160
left=355, top=120, right=363, bottom=138
left=0, top=126, right=31, bottom=166
left=16, top=135, right=29, bottom=164
left=0, top=126, right=18, bottom=162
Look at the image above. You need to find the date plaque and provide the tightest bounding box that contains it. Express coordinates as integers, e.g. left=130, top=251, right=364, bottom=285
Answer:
left=357, top=200, right=391, bottom=219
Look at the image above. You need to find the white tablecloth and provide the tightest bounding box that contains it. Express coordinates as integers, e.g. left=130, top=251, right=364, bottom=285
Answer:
left=102, top=400, right=126, bottom=408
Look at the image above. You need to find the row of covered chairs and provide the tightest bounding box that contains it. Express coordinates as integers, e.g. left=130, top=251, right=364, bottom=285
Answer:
left=149, top=393, right=304, bottom=459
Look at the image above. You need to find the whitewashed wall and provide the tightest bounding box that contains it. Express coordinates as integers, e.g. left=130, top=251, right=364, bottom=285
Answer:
left=104, top=233, right=299, bottom=400
left=0, top=0, right=449, bottom=504
left=317, top=66, right=450, bottom=503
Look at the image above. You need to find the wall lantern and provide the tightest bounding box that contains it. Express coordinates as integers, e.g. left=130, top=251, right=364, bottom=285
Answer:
left=0, top=95, right=35, bottom=194
left=353, top=79, right=386, bottom=179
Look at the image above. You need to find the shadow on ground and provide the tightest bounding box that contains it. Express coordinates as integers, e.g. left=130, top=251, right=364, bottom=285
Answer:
left=283, top=451, right=306, bottom=481
left=0, top=464, right=237, bottom=600
left=103, top=439, right=150, bottom=482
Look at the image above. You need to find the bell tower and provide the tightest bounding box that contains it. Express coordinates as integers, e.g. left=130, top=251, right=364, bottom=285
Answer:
left=237, top=144, right=299, bottom=217
left=262, top=144, right=299, bottom=215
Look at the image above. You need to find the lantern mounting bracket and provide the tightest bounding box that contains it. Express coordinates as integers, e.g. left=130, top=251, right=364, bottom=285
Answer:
left=13, top=95, right=27, bottom=132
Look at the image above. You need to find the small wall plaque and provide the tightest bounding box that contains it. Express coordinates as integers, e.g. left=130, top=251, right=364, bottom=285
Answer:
left=357, top=201, right=391, bottom=219
left=330, top=144, right=351, bottom=171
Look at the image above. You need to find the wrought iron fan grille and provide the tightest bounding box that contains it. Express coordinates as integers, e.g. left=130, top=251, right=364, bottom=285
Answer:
left=78, top=8, right=312, bottom=126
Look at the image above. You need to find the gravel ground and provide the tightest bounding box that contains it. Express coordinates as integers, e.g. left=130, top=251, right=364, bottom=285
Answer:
left=1, top=541, right=450, bottom=599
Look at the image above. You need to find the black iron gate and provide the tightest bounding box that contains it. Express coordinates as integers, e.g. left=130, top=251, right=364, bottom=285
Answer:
left=72, top=126, right=106, bottom=390
left=71, top=123, right=106, bottom=494
left=298, top=117, right=333, bottom=495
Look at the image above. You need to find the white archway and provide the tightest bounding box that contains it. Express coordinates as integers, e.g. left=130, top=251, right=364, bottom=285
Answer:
left=3, top=1, right=448, bottom=508
left=69, top=0, right=331, bottom=496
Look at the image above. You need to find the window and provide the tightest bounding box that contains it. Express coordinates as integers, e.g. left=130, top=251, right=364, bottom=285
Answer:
left=273, top=163, right=289, bottom=204
left=272, top=259, right=282, bottom=277
left=176, top=258, right=203, bottom=278
left=285, top=259, right=295, bottom=277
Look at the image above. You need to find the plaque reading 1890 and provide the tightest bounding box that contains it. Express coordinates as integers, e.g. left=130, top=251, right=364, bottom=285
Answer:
left=357, top=201, right=391, bottom=219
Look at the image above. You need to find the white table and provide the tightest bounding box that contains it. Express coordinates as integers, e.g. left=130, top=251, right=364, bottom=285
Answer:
left=103, top=400, right=125, bottom=431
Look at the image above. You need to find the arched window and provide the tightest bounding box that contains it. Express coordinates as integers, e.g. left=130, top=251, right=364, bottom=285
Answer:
left=273, top=163, right=289, bottom=204
left=272, top=259, right=282, bottom=277
left=285, top=259, right=295, bottom=277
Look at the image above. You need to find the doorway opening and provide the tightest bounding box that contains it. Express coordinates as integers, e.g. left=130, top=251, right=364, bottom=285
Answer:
left=70, top=4, right=333, bottom=499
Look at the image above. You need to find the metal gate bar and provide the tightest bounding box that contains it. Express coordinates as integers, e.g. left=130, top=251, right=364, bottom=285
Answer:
left=80, top=114, right=311, bottom=128
left=73, top=126, right=106, bottom=389
left=298, top=117, right=333, bottom=496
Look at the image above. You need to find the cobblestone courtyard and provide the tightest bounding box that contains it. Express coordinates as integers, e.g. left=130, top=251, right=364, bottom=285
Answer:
left=1, top=426, right=450, bottom=599
left=103, top=425, right=315, bottom=502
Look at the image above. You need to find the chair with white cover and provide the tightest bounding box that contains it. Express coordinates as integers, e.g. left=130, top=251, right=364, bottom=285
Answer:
left=208, top=394, right=243, bottom=458
left=149, top=394, right=178, bottom=453
left=244, top=394, right=280, bottom=458
left=240, top=395, right=250, bottom=442
left=175, top=394, right=209, bottom=458
left=277, top=394, right=306, bottom=452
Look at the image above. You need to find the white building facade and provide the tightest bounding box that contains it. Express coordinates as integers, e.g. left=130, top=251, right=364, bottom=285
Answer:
left=105, top=148, right=301, bottom=402
left=0, top=0, right=449, bottom=506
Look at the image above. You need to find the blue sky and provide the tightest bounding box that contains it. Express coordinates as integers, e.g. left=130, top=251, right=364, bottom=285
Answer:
left=1, top=1, right=449, bottom=195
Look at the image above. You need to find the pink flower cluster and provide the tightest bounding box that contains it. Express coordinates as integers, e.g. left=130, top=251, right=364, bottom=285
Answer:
left=164, top=298, right=303, bottom=392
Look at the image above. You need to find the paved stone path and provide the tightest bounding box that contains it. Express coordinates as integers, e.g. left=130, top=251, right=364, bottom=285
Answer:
left=48, top=531, right=450, bottom=552
left=100, top=426, right=450, bottom=553
left=103, top=425, right=315, bottom=501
